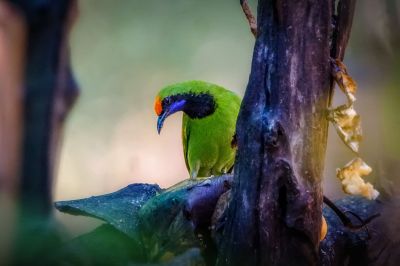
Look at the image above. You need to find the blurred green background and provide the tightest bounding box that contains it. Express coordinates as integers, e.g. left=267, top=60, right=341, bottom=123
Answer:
left=55, top=0, right=400, bottom=235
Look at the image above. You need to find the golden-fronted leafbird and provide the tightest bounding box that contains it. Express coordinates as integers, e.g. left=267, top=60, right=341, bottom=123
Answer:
left=154, top=80, right=241, bottom=178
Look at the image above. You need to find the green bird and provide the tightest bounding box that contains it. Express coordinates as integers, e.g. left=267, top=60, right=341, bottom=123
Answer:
left=154, top=80, right=241, bottom=178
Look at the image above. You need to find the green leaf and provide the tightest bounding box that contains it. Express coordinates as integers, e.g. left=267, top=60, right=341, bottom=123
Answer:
left=138, top=176, right=231, bottom=262
left=55, top=184, right=161, bottom=239
left=138, top=182, right=199, bottom=261
left=55, top=225, right=205, bottom=266
left=55, top=177, right=230, bottom=264
left=55, top=224, right=145, bottom=265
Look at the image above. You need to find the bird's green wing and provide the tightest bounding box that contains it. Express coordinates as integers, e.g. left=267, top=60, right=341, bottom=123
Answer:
left=182, top=115, right=190, bottom=173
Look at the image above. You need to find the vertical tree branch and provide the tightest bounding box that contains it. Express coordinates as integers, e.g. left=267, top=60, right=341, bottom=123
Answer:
left=0, top=2, right=26, bottom=263
left=328, top=0, right=357, bottom=106
left=10, top=0, right=79, bottom=217
left=0, top=1, right=26, bottom=196
left=217, top=1, right=356, bottom=265
left=6, top=0, right=79, bottom=264
left=331, top=0, right=357, bottom=60
left=240, top=0, right=258, bottom=37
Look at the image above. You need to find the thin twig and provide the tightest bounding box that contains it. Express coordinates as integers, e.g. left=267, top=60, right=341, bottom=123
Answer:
left=323, top=196, right=380, bottom=232
left=240, top=0, right=257, bottom=37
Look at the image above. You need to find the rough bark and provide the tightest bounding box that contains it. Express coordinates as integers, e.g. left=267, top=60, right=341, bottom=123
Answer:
left=329, top=0, right=356, bottom=105
left=216, top=1, right=356, bottom=265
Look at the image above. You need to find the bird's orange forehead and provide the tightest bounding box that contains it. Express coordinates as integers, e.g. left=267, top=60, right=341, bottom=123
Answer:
left=154, top=96, right=162, bottom=116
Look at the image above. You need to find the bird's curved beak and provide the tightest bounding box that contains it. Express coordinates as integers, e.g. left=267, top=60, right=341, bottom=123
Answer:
left=157, top=99, right=186, bottom=134
left=157, top=111, right=169, bottom=134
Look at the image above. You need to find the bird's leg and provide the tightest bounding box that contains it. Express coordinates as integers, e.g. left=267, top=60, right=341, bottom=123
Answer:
left=190, top=161, right=201, bottom=179
left=190, top=170, right=198, bottom=179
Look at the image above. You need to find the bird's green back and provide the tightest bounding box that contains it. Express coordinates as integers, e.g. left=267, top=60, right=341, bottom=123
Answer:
left=157, top=81, right=241, bottom=178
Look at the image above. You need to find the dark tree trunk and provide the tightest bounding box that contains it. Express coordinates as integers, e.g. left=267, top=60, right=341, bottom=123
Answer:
left=10, top=0, right=79, bottom=216
left=3, top=0, right=79, bottom=264
left=217, top=1, right=356, bottom=265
